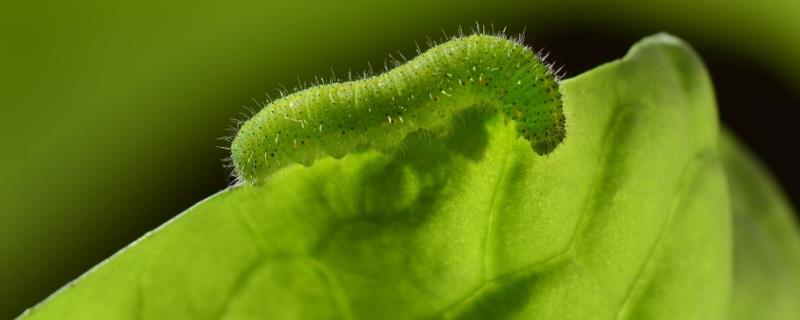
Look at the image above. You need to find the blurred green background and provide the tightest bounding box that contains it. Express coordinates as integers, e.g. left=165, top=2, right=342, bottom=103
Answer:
left=2, top=0, right=800, bottom=318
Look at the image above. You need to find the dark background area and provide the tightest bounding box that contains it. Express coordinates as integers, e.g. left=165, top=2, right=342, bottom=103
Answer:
left=2, top=1, right=799, bottom=318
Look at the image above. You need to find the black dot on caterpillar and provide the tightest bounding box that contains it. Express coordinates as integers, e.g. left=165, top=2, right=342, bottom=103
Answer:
left=230, top=33, right=565, bottom=184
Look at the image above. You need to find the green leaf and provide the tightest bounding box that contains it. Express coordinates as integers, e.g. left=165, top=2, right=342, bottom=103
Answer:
left=722, top=132, right=800, bottom=319
left=18, top=33, right=798, bottom=319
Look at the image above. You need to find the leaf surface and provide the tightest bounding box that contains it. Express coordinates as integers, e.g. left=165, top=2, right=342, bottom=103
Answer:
left=722, top=132, right=800, bottom=320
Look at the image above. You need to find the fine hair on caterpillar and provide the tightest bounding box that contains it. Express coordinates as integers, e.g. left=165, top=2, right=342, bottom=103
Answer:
left=230, top=30, right=566, bottom=184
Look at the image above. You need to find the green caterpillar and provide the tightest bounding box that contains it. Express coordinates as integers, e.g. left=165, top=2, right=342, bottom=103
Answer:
left=231, top=34, right=565, bottom=183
